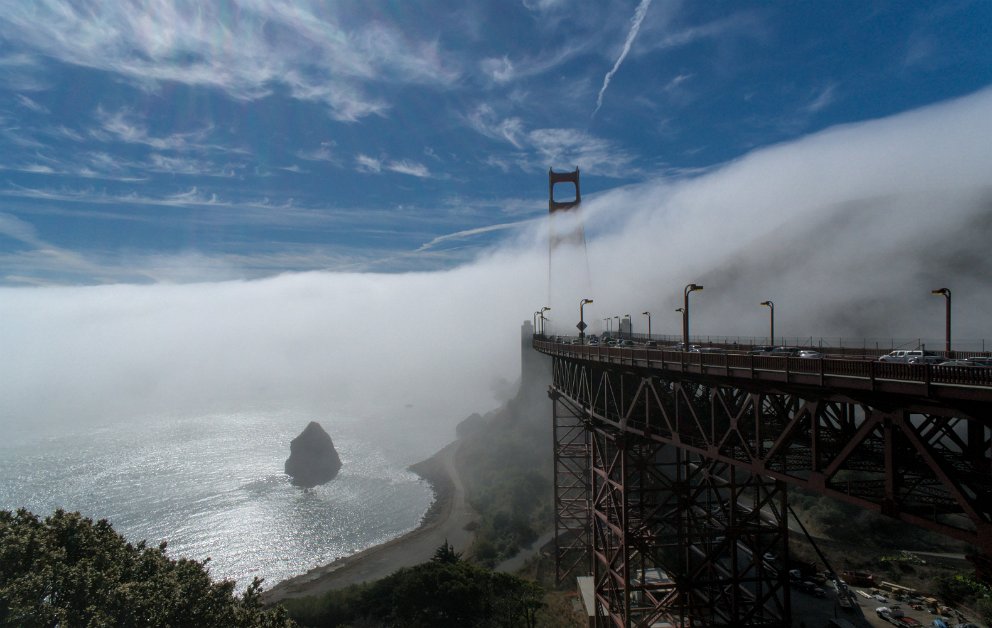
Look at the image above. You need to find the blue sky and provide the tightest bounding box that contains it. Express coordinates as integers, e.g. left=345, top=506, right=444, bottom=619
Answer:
left=0, top=1, right=990, bottom=285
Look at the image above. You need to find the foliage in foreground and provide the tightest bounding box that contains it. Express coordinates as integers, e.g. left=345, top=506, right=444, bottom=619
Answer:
left=281, top=542, right=543, bottom=627
left=0, top=508, right=294, bottom=627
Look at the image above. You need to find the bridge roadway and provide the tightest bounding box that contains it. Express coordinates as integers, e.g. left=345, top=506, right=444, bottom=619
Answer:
left=534, top=336, right=992, bottom=405
left=535, top=335, right=992, bottom=626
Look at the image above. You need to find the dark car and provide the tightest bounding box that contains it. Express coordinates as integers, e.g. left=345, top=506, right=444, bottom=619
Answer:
left=907, top=354, right=945, bottom=365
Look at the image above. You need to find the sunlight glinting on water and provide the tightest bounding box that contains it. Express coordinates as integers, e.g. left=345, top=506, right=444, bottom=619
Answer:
left=0, top=410, right=434, bottom=591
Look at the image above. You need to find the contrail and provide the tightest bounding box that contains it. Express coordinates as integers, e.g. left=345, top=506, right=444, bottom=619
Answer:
left=594, top=0, right=653, bottom=117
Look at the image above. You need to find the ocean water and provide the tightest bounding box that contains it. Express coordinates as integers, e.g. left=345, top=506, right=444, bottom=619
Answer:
left=0, top=409, right=434, bottom=592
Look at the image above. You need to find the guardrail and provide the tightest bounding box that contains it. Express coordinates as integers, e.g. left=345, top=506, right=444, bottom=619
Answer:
left=533, top=338, right=992, bottom=402
left=542, top=334, right=992, bottom=360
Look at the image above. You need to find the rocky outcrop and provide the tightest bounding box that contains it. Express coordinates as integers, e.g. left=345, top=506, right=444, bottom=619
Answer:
left=285, top=421, right=342, bottom=488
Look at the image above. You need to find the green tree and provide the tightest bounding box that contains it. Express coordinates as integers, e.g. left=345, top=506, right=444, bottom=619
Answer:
left=432, top=539, right=462, bottom=564
left=0, top=508, right=294, bottom=627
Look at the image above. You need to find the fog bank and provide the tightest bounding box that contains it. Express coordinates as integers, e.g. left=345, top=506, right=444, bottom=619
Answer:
left=2, top=88, right=990, bottom=444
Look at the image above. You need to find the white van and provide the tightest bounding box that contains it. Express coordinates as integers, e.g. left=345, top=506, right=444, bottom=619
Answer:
left=879, top=349, right=936, bottom=363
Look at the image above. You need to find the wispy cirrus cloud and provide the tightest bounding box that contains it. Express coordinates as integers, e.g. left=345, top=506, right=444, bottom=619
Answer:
left=466, top=104, right=526, bottom=148
left=355, top=154, right=432, bottom=178
left=0, top=183, right=455, bottom=235
left=528, top=128, right=638, bottom=177
left=478, top=41, right=591, bottom=85
left=0, top=2, right=460, bottom=122
left=15, top=94, right=48, bottom=114
left=594, top=0, right=653, bottom=116
left=466, top=103, right=638, bottom=177
left=94, top=108, right=211, bottom=151
left=415, top=217, right=539, bottom=252
left=386, top=160, right=431, bottom=178
left=355, top=154, right=382, bottom=173
left=805, top=83, right=839, bottom=114
left=296, top=142, right=337, bottom=163
left=0, top=212, right=106, bottom=284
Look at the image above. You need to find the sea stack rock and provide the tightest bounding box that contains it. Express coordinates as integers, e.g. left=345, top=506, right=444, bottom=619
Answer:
left=285, top=421, right=342, bottom=488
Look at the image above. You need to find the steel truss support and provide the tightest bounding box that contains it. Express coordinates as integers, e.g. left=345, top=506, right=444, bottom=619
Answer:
left=588, top=422, right=789, bottom=627
left=548, top=354, right=992, bottom=624
left=554, top=387, right=592, bottom=582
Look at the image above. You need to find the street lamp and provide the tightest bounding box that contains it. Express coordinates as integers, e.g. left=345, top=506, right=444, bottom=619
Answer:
left=931, top=288, right=951, bottom=356
left=579, top=298, right=594, bottom=340
left=760, top=300, right=775, bottom=345
left=642, top=311, right=652, bottom=339
left=683, top=283, right=703, bottom=348
left=540, top=306, right=551, bottom=336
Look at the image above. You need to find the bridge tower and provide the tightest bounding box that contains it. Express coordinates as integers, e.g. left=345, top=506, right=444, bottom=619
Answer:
left=546, top=168, right=591, bottom=337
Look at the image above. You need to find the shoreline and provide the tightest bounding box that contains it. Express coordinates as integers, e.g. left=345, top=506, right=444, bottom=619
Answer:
left=262, top=437, right=473, bottom=604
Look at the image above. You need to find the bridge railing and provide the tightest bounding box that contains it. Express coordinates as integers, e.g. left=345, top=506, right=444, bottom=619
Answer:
left=538, top=334, right=992, bottom=360
left=554, top=332, right=992, bottom=358
left=533, top=338, right=992, bottom=392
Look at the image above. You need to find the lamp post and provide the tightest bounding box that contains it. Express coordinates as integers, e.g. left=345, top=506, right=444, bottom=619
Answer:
left=579, top=298, right=594, bottom=340
left=540, top=306, right=551, bottom=336
left=683, top=283, right=703, bottom=348
left=931, top=288, right=951, bottom=356
left=642, top=311, right=652, bottom=339
left=760, top=300, right=775, bottom=346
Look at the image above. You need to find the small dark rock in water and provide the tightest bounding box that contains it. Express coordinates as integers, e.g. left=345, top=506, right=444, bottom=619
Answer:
left=285, top=421, right=342, bottom=488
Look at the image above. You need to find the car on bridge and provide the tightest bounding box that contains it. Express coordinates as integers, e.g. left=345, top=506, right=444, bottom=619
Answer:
left=908, top=354, right=945, bottom=365
left=938, top=359, right=992, bottom=367
left=766, top=346, right=802, bottom=356
left=797, top=349, right=824, bottom=359
left=879, top=349, right=939, bottom=363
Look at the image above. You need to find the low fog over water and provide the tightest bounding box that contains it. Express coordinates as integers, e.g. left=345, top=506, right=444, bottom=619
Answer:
left=2, top=87, right=990, bottom=445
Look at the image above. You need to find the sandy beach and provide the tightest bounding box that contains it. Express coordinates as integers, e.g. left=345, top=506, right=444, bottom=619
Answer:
left=262, top=438, right=477, bottom=604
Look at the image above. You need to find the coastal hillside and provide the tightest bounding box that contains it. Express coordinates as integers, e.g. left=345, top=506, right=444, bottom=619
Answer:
left=455, top=338, right=554, bottom=568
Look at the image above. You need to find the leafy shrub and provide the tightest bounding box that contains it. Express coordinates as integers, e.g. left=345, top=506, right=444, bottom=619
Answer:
left=0, top=508, right=293, bottom=627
